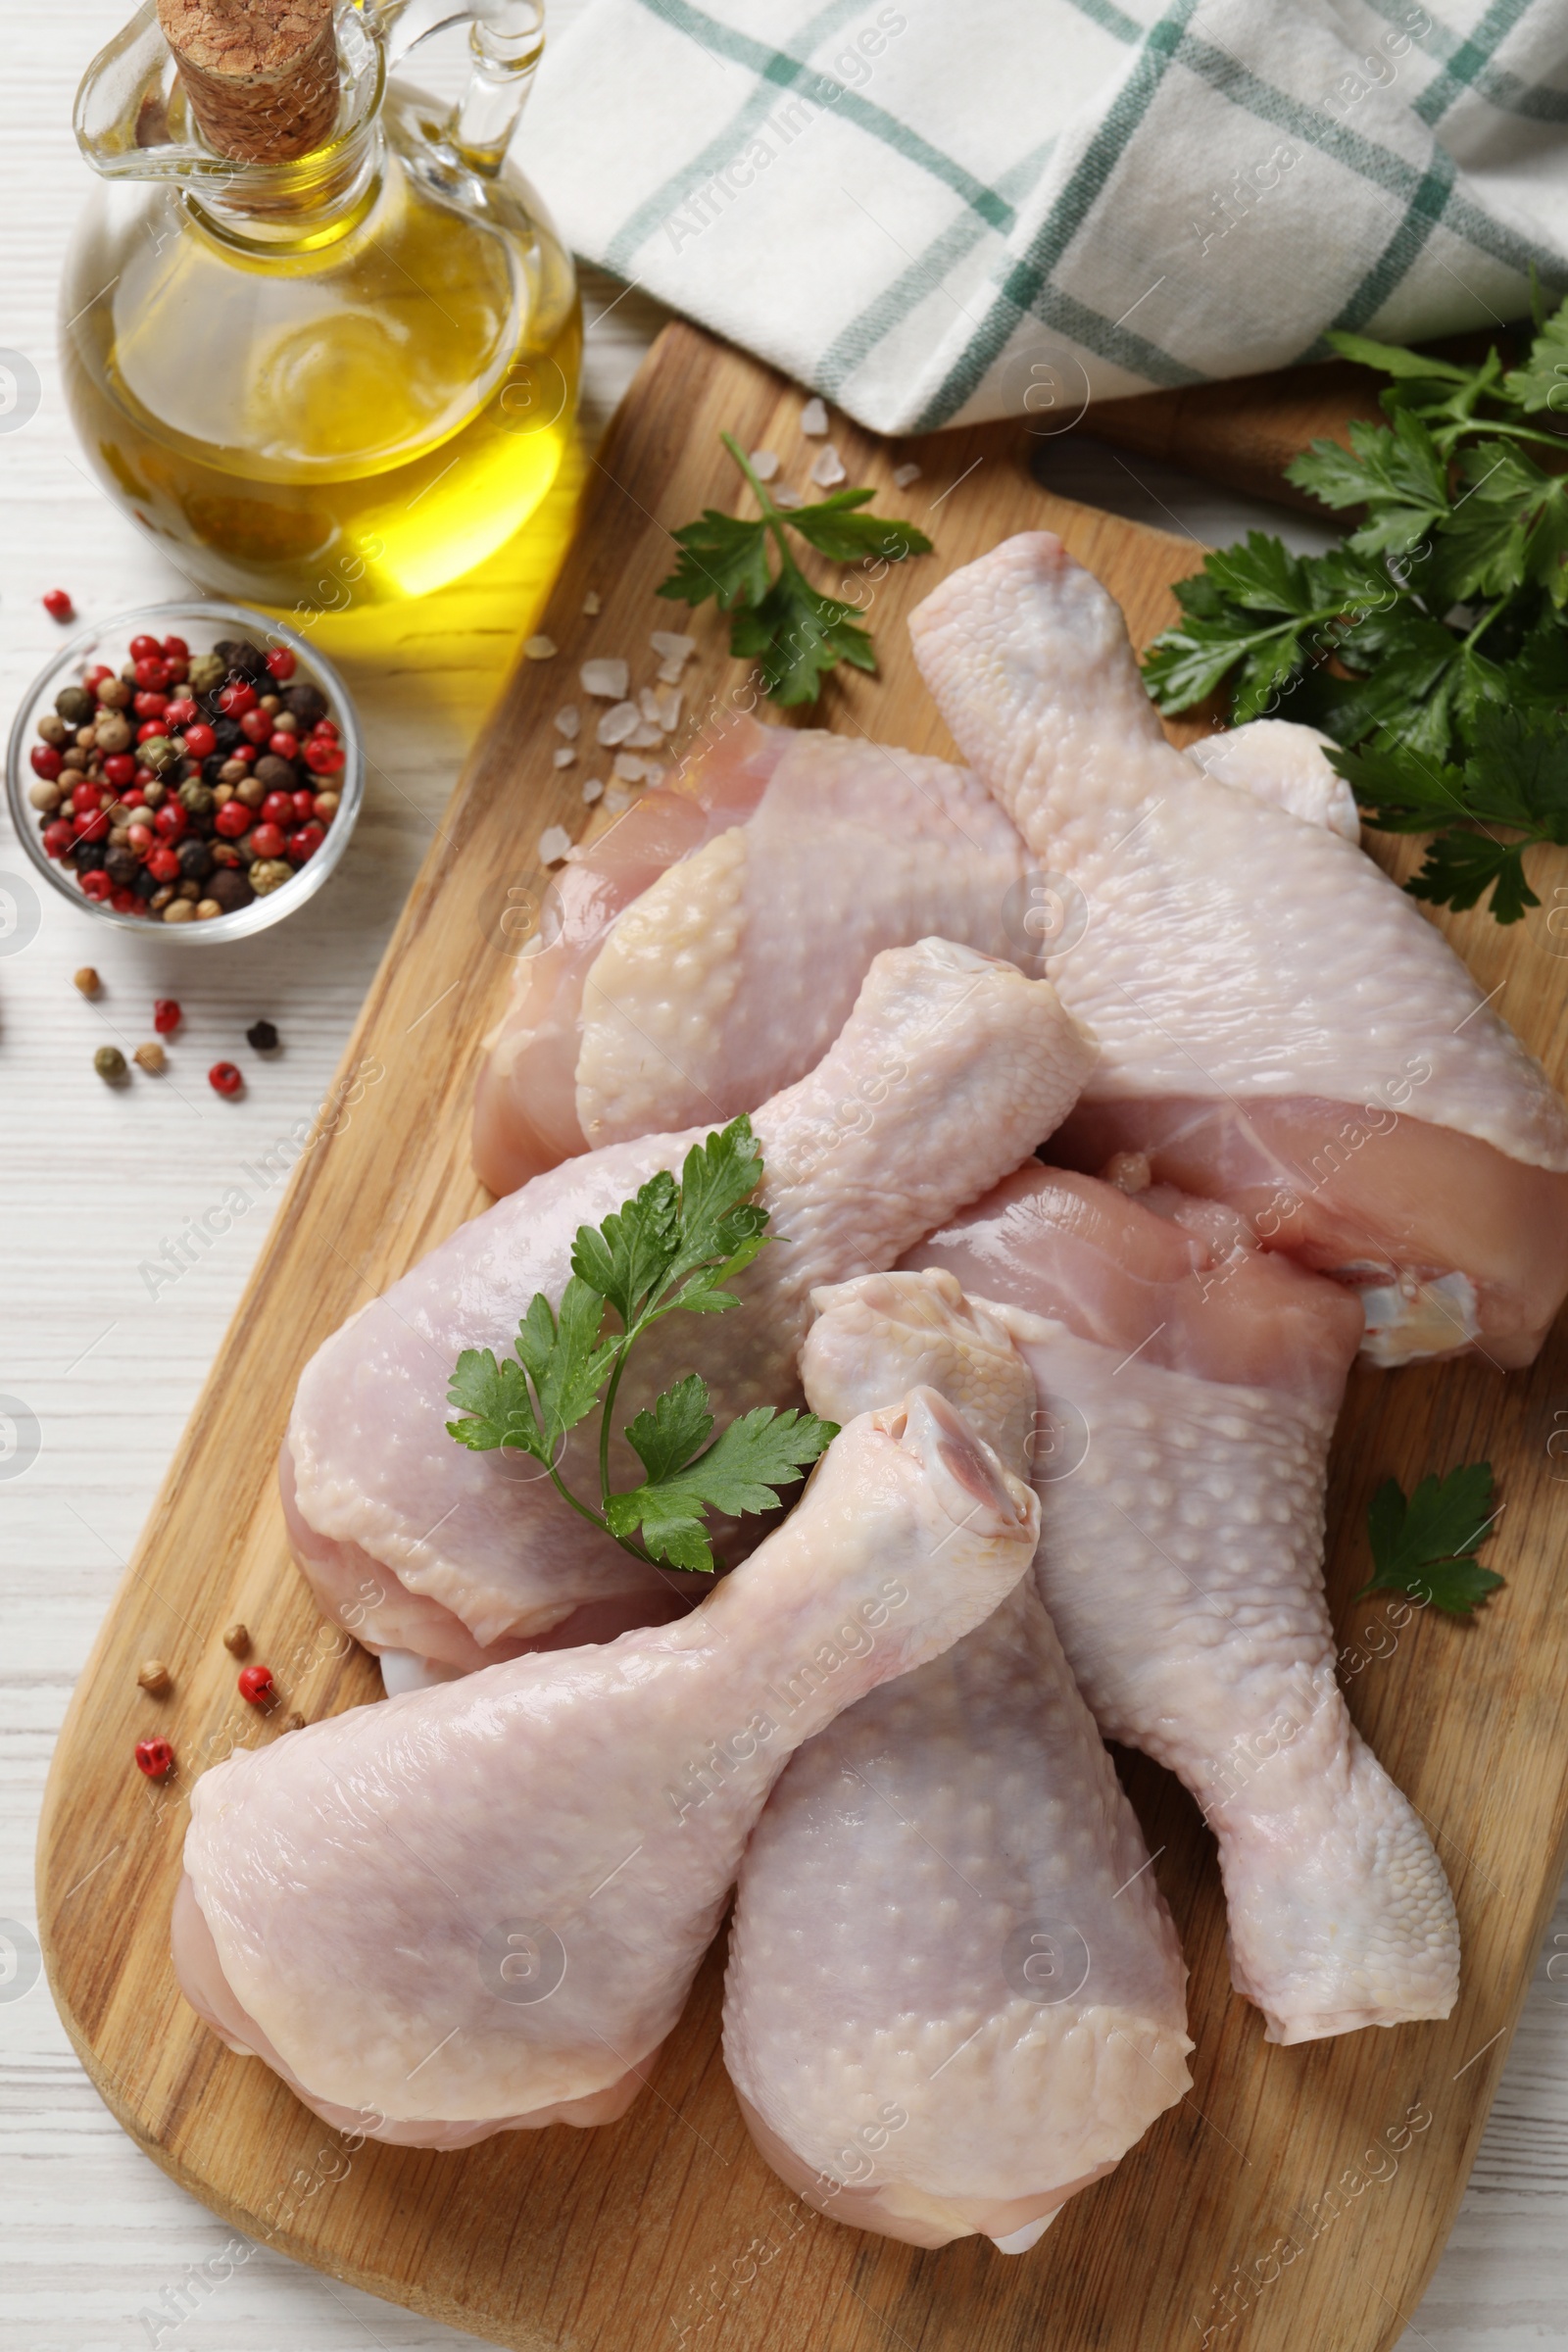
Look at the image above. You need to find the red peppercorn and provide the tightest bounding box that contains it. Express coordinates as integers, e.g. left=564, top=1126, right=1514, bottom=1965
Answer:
left=74, top=808, right=113, bottom=843
left=43, top=589, right=74, bottom=621
left=81, top=869, right=115, bottom=903
left=134, top=1737, right=175, bottom=1778
left=266, top=646, right=297, bottom=680
left=181, top=721, right=217, bottom=760
left=290, top=789, right=318, bottom=822
left=103, top=753, right=136, bottom=788
left=42, top=818, right=74, bottom=858
left=249, top=822, right=286, bottom=860
left=153, top=999, right=181, bottom=1034
left=287, top=822, right=326, bottom=864
left=136, top=719, right=169, bottom=744
left=133, top=764, right=157, bottom=788
left=29, top=743, right=63, bottom=780
left=303, top=738, right=345, bottom=775
left=164, top=697, right=199, bottom=729
left=211, top=1061, right=244, bottom=1099
left=133, top=690, right=170, bottom=720
left=260, top=790, right=294, bottom=828
left=311, top=719, right=340, bottom=743
left=239, top=708, right=272, bottom=744
left=147, top=847, right=181, bottom=883
left=268, top=732, right=299, bottom=761
left=161, top=634, right=189, bottom=660
left=218, top=680, right=258, bottom=717
left=84, top=663, right=114, bottom=692
left=111, top=886, right=142, bottom=915
left=153, top=802, right=187, bottom=842
left=128, top=633, right=161, bottom=661
left=237, top=1661, right=272, bottom=1702
left=127, top=822, right=156, bottom=857
left=133, top=657, right=170, bottom=692
left=215, top=800, right=251, bottom=839
left=164, top=657, right=189, bottom=685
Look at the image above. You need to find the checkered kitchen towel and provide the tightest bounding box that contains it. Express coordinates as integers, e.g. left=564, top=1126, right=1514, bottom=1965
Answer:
left=522, top=0, right=1568, bottom=432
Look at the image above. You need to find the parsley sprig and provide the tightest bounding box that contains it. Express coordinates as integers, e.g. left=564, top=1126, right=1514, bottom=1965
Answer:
left=445, top=1118, right=836, bottom=1574
left=658, top=432, right=932, bottom=707
left=1144, top=290, right=1568, bottom=922
left=1354, top=1460, right=1504, bottom=1618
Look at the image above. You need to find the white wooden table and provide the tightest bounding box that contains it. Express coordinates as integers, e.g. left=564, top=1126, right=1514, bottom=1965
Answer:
left=4, top=7, right=1566, bottom=2347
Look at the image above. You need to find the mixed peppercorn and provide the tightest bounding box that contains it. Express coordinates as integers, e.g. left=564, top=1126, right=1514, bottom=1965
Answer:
left=27, top=630, right=345, bottom=924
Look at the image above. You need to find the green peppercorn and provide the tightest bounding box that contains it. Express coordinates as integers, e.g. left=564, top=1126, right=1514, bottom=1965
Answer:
left=187, top=652, right=225, bottom=696
left=56, top=685, right=92, bottom=726
left=94, top=1045, right=127, bottom=1083
left=139, top=735, right=176, bottom=772
left=178, top=779, right=216, bottom=817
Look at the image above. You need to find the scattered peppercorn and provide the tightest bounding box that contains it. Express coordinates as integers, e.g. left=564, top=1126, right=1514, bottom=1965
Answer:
left=94, top=1045, right=127, bottom=1082
left=237, top=1663, right=274, bottom=1706
left=246, top=1019, right=279, bottom=1053
left=133, top=1040, right=167, bottom=1075
left=134, top=1737, right=175, bottom=1778
left=282, top=1711, right=307, bottom=1732
left=221, top=1621, right=250, bottom=1655
left=153, top=998, right=181, bottom=1034
left=209, top=1059, right=243, bottom=1097
left=74, top=966, right=100, bottom=997
left=24, top=626, right=345, bottom=921
left=136, top=1658, right=172, bottom=1694
left=43, top=589, right=75, bottom=622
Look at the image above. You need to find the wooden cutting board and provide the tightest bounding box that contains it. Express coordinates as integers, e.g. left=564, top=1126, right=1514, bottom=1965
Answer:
left=36, top=320, right=1568, bottom=2352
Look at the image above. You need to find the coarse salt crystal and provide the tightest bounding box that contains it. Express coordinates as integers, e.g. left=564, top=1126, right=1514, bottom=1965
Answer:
left=524, top=635, right=558, bottom=660
left=656, top=657, right=687, bottom=686
left=582, top=590, right=602, bottom=615
left=597, top=700, right=641, bottom=746
left=605, top=784, right=632, bottom=813
left=809, top=443, right=847, bottom=489
left=581, top=658, right=630, bottom=699
left=642, top=762, right=667, bottom=788
left=893, top=462, right=921, bottom=487
left=654, top=685, right=682, bottom=730
left=800, top=397, right=828, bottom=436
left=612, top=753, right=647, bottom=782
left=537, top=824, right=572, bottom=865
left=553, top=746, right=576, bottom=768
left=554, top=705, right=580, bottom=739
left=650, top=631, right=696, bottom=666
left=749, top=450, right=780, bottom=479
left=628, top=721, right=663, bottom=749
left=582, top=777, right=605, bottom=805
left=637, top=687, right=663, bottom=726
left=773, top=484, right=804, bottom=510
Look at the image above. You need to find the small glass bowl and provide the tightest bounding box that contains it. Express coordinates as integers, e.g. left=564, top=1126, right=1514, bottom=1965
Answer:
left=6, top=599, right=363, bottom=943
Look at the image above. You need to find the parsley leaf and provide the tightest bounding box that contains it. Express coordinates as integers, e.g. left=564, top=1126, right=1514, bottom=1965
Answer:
left=1354, top=1462, right=1504, bottom=1618
left=445, top=1117, right=836, bottom=1572
left=658, top=432, right=931, bottom=708
left=1144, top=298, right=1568, bottom=922
left=607, top=1399, right=839, bottom=1572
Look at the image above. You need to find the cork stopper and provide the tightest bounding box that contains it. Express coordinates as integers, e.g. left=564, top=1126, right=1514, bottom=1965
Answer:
left=157, top=0, right=340, bottom=164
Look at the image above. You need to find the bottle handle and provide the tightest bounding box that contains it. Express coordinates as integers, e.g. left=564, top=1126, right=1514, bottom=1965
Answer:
left=373, top=0, right=545, bottom=171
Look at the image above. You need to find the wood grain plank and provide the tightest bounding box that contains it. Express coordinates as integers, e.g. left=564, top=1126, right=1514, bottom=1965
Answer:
left=34, top=319, right=1568, bottom=2352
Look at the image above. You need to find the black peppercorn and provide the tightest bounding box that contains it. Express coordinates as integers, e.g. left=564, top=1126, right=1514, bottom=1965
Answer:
left=72, top=835, right=109, bottom=873
left=207, top=867, right=255, bottom=913
left=133, top=867, right=160, bottom=902
left=202, top=753, right=228, bottom=784
left=212, top=716, right=243, bottom=754
left=105, top=844, right=140, bottom=889
left=177, top=838, right=214, bottom=883
left=214, top=638, right=268, bottom=682
left=253, top=753, right=298, bottom=793
left=246, top=1018, right=280, bottom=1052
left=281, top=680, right=328, bottom=729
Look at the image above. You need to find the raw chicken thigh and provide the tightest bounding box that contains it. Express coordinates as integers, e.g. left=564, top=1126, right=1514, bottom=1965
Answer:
left=906, top=1165, right=1460, bottom=2044
left=175, top=1391, right=1039, bottom=2146
left=908, top=533, right=1568, bottom=1366
left=471, top=716, right=1029, bottom=1194
left=284, top=941, right=1096, bottom=1671
left=726, top=1272, right=1191, bottom=2251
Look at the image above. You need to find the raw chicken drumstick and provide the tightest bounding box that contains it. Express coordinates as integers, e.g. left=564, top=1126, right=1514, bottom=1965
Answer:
left=906, top=1164, right=1460, bottom=2044
left=725, top=1272, right=1191, bottom=2251
left=284, top=940, right=1096, bottom=1674
left=174, top=1392, right=1039, bottom=2147
left=471, top=717, right=1029, bottom=1194
left=908, top=533, right=1568, bottom=1367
